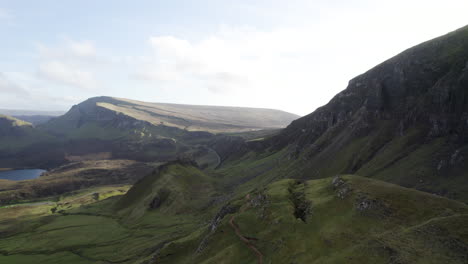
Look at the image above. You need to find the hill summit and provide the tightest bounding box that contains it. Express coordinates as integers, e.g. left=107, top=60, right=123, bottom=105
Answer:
left=44, top=96, right=299, bottom=135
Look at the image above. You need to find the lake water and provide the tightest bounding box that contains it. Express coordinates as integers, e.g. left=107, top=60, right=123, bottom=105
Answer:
left=0, top=169, right=46, bottom=181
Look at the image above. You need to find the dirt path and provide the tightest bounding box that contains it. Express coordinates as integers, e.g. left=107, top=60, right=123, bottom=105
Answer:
left=228, top=196, right=263, bottom=264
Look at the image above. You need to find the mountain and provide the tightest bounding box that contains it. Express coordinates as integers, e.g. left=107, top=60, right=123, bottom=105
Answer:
left=0, top=97, right=297, bottom=169
left=42, top=96, right=299, bottom=135
left=246, top=25, right=468, bottom=202
left=1, top=26, right=468, bottom=264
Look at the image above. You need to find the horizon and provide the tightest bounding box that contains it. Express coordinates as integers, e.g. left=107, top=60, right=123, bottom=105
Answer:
left=1, top=0, right=468, bottom=115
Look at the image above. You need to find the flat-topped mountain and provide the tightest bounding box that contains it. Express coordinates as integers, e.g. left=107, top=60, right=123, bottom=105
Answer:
left=0, top=97, right=297, bottom=169
left=43, top=96, right=299, bottom=135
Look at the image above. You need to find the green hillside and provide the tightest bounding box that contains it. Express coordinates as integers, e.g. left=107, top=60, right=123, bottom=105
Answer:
left=0, top=115, right=54, bottom=154
left=1, top=21, right=468, bottom=264
left=0, top=162, right=218, bottom=264
left=157, top=175, right=468, bottom=264
left=0, top=162, right=466, bottom=263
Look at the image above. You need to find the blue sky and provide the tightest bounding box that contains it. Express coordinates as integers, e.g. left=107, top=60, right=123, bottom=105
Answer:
left=1, top=0, right=467, bottom=115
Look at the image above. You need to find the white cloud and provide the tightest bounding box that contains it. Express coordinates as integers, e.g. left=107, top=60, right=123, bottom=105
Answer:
left=0, top=8, right=12, bottom=21
left=0, top=72, right=30, bottom=97
left=68, top=40, right=97, bottom=57
left=38, top=61, right=98, bottom=90
left=36, top=39, right=100, bottom=90
left=4, top=0, right=468, bottom=114
left=37, top=39, right=98, bottom=61
left=134, top=0, right=468, bottom=115
left=135, top=26, right=336, bottom=109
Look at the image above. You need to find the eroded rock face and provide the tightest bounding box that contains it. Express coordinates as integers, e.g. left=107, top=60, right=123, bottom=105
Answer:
left=54, top=97, right=153, bottom=131
left=354, top=194, right=392, bottom=218
left=271, top=26, right=468, bottom=150
left=332, top=176, right=352, bottom=199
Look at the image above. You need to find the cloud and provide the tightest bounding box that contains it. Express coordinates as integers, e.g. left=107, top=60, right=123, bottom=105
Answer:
left=0, top=72, right=30, bottom=97
left=135, top=26, right=320, bottom=98
left=36, top=39, right=100, bottom=90
left=67, top=40, right=97, bottom=57
left=37, top=39, right=98, bottom=61
left=0, top=71, right=88, bottom=110
left=0, top=8, right=12, bottom=21
left=134, top=2, right=468, bottom=115
left=38, top=61, right=98, bottom=90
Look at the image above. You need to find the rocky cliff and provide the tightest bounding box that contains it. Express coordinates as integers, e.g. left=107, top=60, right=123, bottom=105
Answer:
left=268, top=25, right=468, bottom=202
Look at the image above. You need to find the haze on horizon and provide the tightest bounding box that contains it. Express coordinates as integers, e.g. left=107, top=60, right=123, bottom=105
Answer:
left=1, top=0, right=467, bottom=116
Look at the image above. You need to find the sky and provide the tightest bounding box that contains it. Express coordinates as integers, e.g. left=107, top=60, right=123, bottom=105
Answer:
left=0, top=0, right=467, bottom=115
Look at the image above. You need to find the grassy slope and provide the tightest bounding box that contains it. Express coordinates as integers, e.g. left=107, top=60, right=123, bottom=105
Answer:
left=294, top=125, right=468, bottom=202
left=157, top=176, right=468, bottom=264
left=0, top=163, right=467, bottom=263
left=227, top=122, right=468, bottom=203
left=116, top=162, right=220, bottom=221
left=0, top=163, right=221, bottom=264
left=102, top=97, right=299, bottom=133
left=0, top=115, right=54, bottom=152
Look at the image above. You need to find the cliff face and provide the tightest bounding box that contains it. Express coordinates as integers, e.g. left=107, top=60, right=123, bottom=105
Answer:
left=278, top=26, right=468, bottom=148
left=269, top=25, right=468, bottom=201
left=43, top=97, right=151, bottom=135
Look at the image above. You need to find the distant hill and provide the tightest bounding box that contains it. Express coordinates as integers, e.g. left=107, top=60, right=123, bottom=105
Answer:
left=0, top=114, right=36, bottom=146
left=0, top=115, right=58, bottom=168
left=0, top=97, right=297, bottom=169
left=0, top=114, right=32, bottom=129
left=42, top=96, right=299, bottom=136
left=0, top=109, right=65, bottom=125
left=11, top=115, right=56, bottom=126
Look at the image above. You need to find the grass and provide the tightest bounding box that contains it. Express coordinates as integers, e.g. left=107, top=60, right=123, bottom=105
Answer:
left=0, top=165, right=209, bottom=263
left=0, top=161, right=467, bottom=263
left=156, top=175, right=468, bottom=264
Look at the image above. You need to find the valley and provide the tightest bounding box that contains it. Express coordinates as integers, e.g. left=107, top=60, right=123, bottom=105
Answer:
left=0, top=24, right=467, bottom=264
